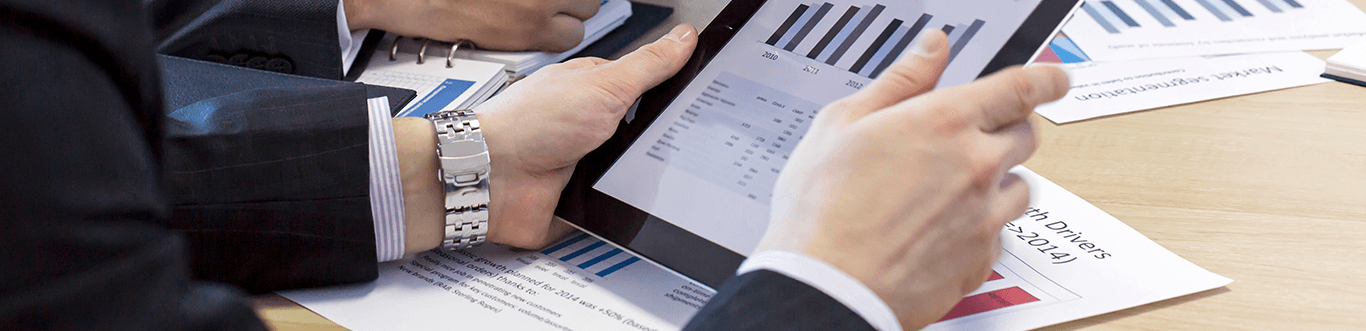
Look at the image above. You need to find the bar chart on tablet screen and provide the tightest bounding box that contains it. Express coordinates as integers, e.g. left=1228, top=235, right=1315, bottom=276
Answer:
left=763, top=2, right=988, bottom=78
left=1063, top=0, right=1366, bottom=60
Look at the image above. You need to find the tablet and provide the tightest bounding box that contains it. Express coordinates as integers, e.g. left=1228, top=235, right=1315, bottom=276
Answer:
left=556, top=0, right=1083, bottom=288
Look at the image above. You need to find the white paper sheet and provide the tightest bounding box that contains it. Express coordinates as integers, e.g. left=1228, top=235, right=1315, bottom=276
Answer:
left=279, top=234, right=713, bottom=331
left=925, top=167, right=1232, bottom=329
left=1034, top=51, right=1330, bottom=123
left=1063, top=0, right=1366, bottom=61
left=281, top=166, right=1229, bottom=331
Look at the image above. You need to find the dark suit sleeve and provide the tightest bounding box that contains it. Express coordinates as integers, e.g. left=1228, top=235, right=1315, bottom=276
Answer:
left=684, top=270, right=876, bottom=331
left=148, top=0, right=345, bottom=79
left=0, top=0, right=265, bottom=329
left=163, top=84, right=379, bottom=294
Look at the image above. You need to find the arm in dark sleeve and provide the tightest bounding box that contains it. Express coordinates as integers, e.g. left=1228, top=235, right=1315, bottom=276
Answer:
left=0, top=0, right=264, bottom=329
left=163, top=83, right=379, bottom=294
left=683, top=270, right=875, bottom=331
left=147, top=0, right=345, bottom=79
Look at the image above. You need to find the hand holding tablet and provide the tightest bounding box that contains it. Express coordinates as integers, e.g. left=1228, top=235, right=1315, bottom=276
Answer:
left=470, top=25, right=700, bottom=249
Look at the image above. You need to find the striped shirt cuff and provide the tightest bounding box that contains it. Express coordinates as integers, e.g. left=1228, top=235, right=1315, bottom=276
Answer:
left=367, top=97, right=406, bottom=262
left=738, top=250, right=902, bottom=331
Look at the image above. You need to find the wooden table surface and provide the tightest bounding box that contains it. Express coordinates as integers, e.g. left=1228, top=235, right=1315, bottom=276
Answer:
left=254, top=1, right=1366, bottom=329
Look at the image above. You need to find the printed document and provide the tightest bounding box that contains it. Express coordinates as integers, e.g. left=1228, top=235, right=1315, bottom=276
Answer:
left=925, top=167, right=1232, bottom=330
left=1034, top=51, right=1330, bottom=123
left=281, top=167, right=1229, bottom=331
left=1064, top=0, right=1366, bottom=61
left=280, top=234, right=712, bottom=331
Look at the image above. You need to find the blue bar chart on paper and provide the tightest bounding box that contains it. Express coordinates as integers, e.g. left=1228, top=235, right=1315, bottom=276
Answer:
left=1080, top=0, right=1307, bottom=34
left=1062, top=0, right=1366, bottom=60
left=763, top=2, right=988, bottom=78
left=540, top=233, right=642, bottom=278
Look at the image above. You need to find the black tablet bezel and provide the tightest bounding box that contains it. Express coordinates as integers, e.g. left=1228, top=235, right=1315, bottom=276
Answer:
left=555, top=0, right=1081, bottom=288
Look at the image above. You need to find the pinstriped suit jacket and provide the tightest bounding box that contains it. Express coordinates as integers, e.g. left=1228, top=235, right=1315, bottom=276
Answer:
left=0, top=0, right=876, bottom=329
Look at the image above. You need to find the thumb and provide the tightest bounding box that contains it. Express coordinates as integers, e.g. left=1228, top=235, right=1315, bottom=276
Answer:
left=595, top=24, right=698, bottom=101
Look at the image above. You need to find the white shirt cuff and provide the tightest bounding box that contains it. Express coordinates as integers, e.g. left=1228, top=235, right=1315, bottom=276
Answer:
left=337, top=0, right=370, bottom=76
left=737, top=250, right=902, bottom=331
left=366, top=97, right=406, bottom=262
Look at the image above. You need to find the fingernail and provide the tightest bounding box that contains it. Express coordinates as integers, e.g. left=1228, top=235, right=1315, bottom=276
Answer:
left=909, top=30, right=946, bottom=56
left=662, top=25, right=695, bottom=43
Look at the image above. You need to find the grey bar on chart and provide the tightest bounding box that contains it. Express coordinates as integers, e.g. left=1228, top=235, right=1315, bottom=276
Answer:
left=850, top=18, right=903, bottom=73
left=1161, top=0, right=1196, bottom=19
left=1083, top=2, right=1122, bottom=33
left=817, top=6, right=869, bottom=61
left=1195, top=0, right=1233, bottom=21
left=784, top=2, right=835, bottom=52
left=1102, top=1, right=1142, bottom=27
left=1254, top=0, right=1282, bottom=12
left=1135, top=0, right=1175, bottom=26
left=808, top=6, right=861, bottom=58
left=826, top=4, right=885, bottom=65
left=775, top=4, right=819, bottom=48
left=941, top=24, right=956, bottom=35
left=948, top=19, right=986, bottom=61
left=861, top=25, right=911, bottom=77
left=1283, top=0, right=1303, bottom=8
left=947, top=24, right=966, bottom=41
left=1221, top=0, right=1254, bottom=16
left=767, top=4, right=810, bottom=45
left=869, top=14, right=933, bottom=79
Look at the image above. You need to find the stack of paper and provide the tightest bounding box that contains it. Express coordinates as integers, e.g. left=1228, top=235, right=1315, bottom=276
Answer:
left=457, top=0, right=633, bottom=75
left=1323, top=36, right=1366, bottom=86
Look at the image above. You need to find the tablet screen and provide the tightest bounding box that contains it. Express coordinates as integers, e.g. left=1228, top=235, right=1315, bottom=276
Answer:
left=594, top=0, right=1074, bottom=254
left=556, top=0, right=1080, bottom=287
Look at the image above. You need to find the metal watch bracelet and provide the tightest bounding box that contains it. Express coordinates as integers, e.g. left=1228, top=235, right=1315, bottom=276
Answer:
left=425, top=110, right=491, bottom=251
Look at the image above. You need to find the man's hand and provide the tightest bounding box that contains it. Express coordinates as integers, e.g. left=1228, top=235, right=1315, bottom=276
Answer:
left=394, top=24, right=690, bottom=251
left=345, top=0, right=602, bottom=52
left=755, top=30, right=1070, bottom=329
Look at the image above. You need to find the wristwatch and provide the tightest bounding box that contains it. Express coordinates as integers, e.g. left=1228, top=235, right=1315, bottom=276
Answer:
left=425, top=110, right=491, bottom=250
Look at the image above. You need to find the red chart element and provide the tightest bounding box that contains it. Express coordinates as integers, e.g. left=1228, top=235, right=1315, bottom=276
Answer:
left=987, top=270, right=1004, bottom=281
left=1035, top=46, right=1064, bottom=63
left=937, top=286, right=1040, bottom=322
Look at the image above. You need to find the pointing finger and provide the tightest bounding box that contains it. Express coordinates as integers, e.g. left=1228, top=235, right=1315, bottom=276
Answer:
left=935, top=65, right=1069, bottom=132
left=842, top=29, right=950, bottom=118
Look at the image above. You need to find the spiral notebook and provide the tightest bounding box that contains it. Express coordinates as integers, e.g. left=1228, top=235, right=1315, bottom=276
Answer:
left=355, top=33, right=509, bottom=117
left=351, top=0, right=669, bottom=117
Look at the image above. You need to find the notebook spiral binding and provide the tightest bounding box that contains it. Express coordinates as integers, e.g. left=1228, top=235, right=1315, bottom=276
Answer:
left=388, top=37, right=477, bottom=69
